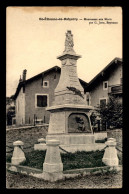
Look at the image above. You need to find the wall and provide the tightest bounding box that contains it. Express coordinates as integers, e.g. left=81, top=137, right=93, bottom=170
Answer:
left=89, top=81, right=108, bottom=107
left=15, top=69, right=87, bottom=126
left=108, top=64, right=122, bottom=86
left=89, top=63, right=122, bottom=107
left=25, top=70, right=60, bottom=124
left=15, top=88, right=25, bottom=125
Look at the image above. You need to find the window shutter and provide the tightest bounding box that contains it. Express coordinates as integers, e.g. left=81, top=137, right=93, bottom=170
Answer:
left=43, top=95, right=47, bottom=107
left=37, top=95, right=47, bottom=107
left=37, top=96, right=43, bottom=107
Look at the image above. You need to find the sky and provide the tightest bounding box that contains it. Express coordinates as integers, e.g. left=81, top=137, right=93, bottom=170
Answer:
left=6, top=6, right=122, bottom=97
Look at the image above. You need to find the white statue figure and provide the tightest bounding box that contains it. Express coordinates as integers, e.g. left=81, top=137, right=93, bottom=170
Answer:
left=64, top=30, right=74, bottom=53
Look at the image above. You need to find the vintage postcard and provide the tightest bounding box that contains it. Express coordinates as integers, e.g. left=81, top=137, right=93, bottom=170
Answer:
left=6, top=6, right=122, bottom=189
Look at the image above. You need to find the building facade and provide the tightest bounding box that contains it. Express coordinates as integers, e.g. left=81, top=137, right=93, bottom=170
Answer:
left=14, top=66, right=87, bottom=126
left=85, top=58, right=122, bottom=108
left=13, top=58, right=122, bottom=126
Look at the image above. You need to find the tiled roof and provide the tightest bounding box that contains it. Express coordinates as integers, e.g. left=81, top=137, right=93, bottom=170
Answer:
left=13, top=65, right=88, bottom=99
left=85, top=57, right=122, bottom=92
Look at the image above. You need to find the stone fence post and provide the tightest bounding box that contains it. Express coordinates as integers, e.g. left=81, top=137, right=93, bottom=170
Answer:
left=34, top=138, right=46, bottom=150
left=38, top=138, right=46, bottom=144
left=11, top=140, right=26, bottom=165
left=102, top=138, right=119, bottom=166
left=43, top=139, right=63, bottom=182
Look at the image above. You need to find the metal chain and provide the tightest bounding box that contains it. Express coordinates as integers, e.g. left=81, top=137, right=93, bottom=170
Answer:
left=6, top=145, right=13, bottom=149
left=23, top=146, right=33, bottom=150
left=6, top=150, right=13, bottom=153
left=117, top=143, right=123, bottom=148
left=101, top=145, right=108, bottom=151
left=59, top=146, right=70, bottom=154
left=116, top=147, right=122, bottom=152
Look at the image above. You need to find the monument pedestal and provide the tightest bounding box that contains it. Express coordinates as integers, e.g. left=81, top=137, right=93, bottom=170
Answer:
left=35, top=31, right=98, bottom=153
left=46, top=133, right=95, bottom=153
left=46, top=103, right=95, bottom=150
left=46, top=134, right=95, bottom=145
left=46, top=104, right=94, bottom=134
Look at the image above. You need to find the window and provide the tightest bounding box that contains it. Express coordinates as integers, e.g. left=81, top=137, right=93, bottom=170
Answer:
left=43, top=81, right=49, bottom=88
left=103, top=81, right=108, bottom=90
left=35, top=94, right=48, bottom=108
left=99, top=98, right=107, bottom=107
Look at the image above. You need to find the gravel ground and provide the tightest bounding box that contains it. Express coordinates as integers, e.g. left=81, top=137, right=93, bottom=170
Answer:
left=6, top=170, right=122, bottom=189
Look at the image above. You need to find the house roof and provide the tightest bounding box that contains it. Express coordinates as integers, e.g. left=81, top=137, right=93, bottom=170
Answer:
left=85, top=57, right=122, bottom=92
left=13, top=65, right=88, bottom=100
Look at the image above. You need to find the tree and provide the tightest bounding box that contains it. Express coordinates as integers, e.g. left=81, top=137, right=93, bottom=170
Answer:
left=97, top=95, right=122, bottom=129
left=6, top=106, right=15, bottom=125
left=6, top=96, right=15, bottom=125
left=90, top=112, right=97, bottom=126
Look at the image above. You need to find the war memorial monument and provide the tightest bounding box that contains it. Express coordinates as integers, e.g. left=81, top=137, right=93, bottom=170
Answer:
left=35, top=30, right=98, bottom=153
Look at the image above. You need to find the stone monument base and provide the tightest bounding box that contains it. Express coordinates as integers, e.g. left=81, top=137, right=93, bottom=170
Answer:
left=34, top=133, right=106, bottom=153
left=46, top=133, right=95, bottom=144
left=34, top=143, right=106, bottom=153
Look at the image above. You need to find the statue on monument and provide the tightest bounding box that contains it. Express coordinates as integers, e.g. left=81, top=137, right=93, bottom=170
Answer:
left=64, top=30, right=75, bottom=53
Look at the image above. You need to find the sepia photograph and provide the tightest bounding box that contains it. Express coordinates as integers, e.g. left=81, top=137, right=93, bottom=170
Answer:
left=6, top=6, right=122, bottom=189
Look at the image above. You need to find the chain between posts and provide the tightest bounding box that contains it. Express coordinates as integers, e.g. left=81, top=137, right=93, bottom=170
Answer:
left=6, top=145, right=109, bottom=154
left=116, top=146, right=122, bottom=152
left=22, top=146, right=33, bottom=150
left=6, top=145, right=13, bottom=149
left=7, top=142, right=122, bottom=154
left=6, top=150, right=13, bottom=153
left=101, top=145, right=108, bottom=151
left=59, top=146, right=70, bottom=154
left=101, top=144, right=122, bottom=153
left=6, top=145, right=33, bottom=154
left=6, top=145, right=13, bottom=153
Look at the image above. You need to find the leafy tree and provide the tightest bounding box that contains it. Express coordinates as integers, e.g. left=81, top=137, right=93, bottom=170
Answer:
left=97, top=95, right=122, bottom=129
left=6, top=104, right=15, bottom=125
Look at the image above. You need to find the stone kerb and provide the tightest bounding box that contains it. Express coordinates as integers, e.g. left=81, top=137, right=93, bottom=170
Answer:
left=43, top=139, right=63, bottom=182
left=102, top=138, right=119, bottom=166
left=11, top=140, right=26, bottom=165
